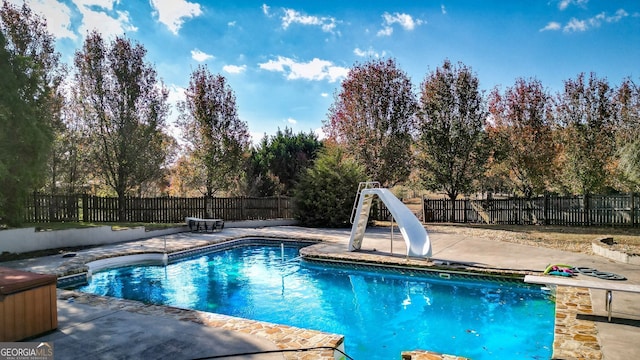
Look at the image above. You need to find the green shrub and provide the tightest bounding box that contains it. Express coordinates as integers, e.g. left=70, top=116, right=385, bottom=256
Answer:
left=293, top=146, right=366, bottom=227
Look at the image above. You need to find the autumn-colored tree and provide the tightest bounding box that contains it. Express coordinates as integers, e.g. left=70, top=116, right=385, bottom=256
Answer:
left=166, top=154, right=199, bottom=197
left=72, top=31, right=170, bottom=220
left=487, top=78, right=556, bottom=198
left=0, top=1, right=64, bottom=225
left=45, top=97, right=90, bottom=195
left=615, top=78, right=640, bottom=189
left=555, top=72, right=617, bottom=195
left=416, top=60, right=489, bottom=216
left=177, top=65, right=250, bottom=203
left=323, top=58, right=416, bottom=187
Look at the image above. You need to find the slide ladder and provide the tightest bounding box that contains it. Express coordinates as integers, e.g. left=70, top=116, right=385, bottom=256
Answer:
left=469, top=200, right=492, bottom=224
left=349, top=182, right=380, bottom=247
left=348, top=182, right=432, bottom=258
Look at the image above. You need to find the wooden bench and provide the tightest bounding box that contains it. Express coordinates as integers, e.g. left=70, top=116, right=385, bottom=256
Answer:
left=185, top=217, right=224, bottom=233
left=525, top=274, right=640, bottom=322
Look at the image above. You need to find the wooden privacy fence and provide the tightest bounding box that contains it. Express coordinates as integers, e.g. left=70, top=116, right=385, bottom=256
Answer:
left=423, top=193, right=640, bottom=227
left=25, top=194, right=292, bottom=223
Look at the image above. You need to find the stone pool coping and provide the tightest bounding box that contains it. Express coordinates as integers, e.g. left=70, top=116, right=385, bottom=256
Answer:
left=13, top=231, right=605, bottom=359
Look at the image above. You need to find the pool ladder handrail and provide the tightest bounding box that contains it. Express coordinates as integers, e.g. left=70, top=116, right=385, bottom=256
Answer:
left=350, top=181, right=381, bottom=224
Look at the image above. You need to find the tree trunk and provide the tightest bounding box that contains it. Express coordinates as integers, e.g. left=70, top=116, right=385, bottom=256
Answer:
left=447, top=192, right=458, bottom=223
left=118, top=191, right=125, bottom=222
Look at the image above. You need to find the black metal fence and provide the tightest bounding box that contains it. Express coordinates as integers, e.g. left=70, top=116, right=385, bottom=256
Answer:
left=423, top=193, right=640, bottom=226
left=25, top=193, right=292, bottom=223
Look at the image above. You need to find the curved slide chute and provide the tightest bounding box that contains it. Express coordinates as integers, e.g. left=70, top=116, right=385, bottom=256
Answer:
left=348, top=188, right=432, bottom=258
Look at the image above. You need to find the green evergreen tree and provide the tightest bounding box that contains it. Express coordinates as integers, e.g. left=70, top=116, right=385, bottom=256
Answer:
left=0, top=1, right=63, bottom=226
left=247, top=127, right=323, bottom=196
left=293, top=146, right=365, bottom=227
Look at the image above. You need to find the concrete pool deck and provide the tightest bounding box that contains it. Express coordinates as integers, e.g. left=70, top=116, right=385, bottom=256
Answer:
left=2, top=225, right=640, bottom=359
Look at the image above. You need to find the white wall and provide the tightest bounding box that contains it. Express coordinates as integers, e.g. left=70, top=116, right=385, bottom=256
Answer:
left=0, top=219, right=299, bottom=254
left=0, top=226, right=184, bottom=254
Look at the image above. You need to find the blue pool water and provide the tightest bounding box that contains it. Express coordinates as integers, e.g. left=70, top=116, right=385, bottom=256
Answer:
left=76, top=244, right=554, bottom=359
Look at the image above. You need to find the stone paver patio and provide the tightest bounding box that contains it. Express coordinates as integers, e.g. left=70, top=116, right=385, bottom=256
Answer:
left=2, top=225, right=639, bottom=359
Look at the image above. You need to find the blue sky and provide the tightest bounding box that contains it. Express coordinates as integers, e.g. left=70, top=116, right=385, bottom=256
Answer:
left=12, top=0, right=640, bottom=142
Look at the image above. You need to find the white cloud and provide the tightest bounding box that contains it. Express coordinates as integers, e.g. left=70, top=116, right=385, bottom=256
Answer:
left=16, top=0, right=76, bottom=40
left=17, top=0, right=136, bottom=40
left=540, top=21, right=562, bottom=32
left=558, top=0, right=588, bottom=11
left=166, top=84, right=186, bottom=140
left=600, top=9, right=628, bottom=23
left=259, top=57, right=290, bottom=72
left=249, top=131, right=264, bottom=144
left=286, top=118, right=297, bottom=125
left=167, top=84, right=185, bottom=103
left=262, top=3, right=271, bottom=16
left=321, top=93, right=329, bottom=97
left=441, top=5, right=447, bottom=15
left=281, top=8, right=337, bottom=33
left=74, top=0, right=116, bottom=11
left=223, top=64, right=247, bottom=74
left=314, top=127, right=325, bottom=140
left=191, top=49, right=214, bottom=62
left=377, top=26, right=393, bottom=36
left=228, top=21, right=236, bottom=27
left=150, top=0, right=202, bottom=35
left=377, top=12, right=423, bottom=36
left=564, top=18, right=587, bottom=32
left=72, top=0, right=138, bottom=38
left=259, top=56, right=348, bottom=83
left=325, top=65, right=349, bottom=82
left=353, top=47, right=385, bottom=58
left=562, top=9, right=628, bottom=32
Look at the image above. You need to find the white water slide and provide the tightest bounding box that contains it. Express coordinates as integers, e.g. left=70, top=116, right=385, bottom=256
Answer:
left=348, top=183, right=432, bottom=258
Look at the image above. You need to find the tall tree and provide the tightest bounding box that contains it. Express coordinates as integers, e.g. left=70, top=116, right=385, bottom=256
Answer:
left=323, top=58, right=416, bottom=187
left=45, top=97, right=91, bottom=195
left=555, top=72, right=616, bottom=195
left=72, top=31, right=170, bottom=220
left=615, top=78, right=640, bottom=189
left=487, top=78, right=556, bottom=198
left=177, top=65, right=250, bottom=202
left=0, top=1, right=64, bottom=225
left=416, top=60, right=489, bottom=211
left=249, top=127, right=322, bottom=196
left=243, top=145, right=280, bottom=197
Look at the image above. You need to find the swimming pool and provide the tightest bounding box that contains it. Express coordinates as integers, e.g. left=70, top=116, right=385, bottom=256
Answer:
left=74, top=241, right=555, bottom=359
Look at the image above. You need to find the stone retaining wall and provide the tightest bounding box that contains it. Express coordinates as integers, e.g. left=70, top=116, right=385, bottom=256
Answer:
left=592, top=237, right=640, bottom=265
